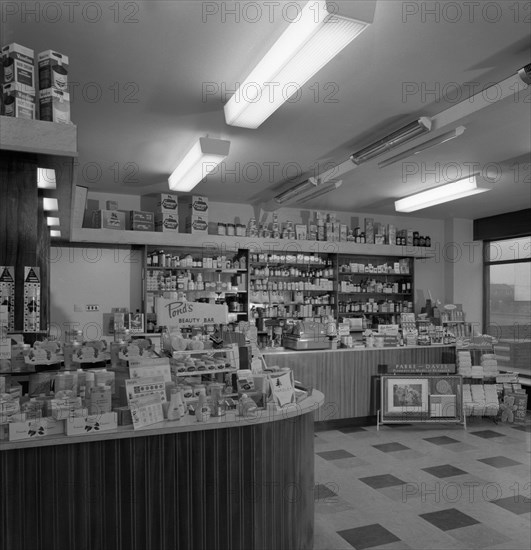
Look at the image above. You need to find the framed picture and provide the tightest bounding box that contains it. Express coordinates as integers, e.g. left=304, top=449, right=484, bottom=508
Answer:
left=387, top=378, right=428, bottom=413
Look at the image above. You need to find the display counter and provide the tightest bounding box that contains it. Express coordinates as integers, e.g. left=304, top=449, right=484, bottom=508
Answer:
left=263, top=345, right=456, bottom=423
left=0, top=391, right=323, bottom=550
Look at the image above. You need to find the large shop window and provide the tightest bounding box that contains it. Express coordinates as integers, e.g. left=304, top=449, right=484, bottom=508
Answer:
left=484, top=236, right=531, bottom=375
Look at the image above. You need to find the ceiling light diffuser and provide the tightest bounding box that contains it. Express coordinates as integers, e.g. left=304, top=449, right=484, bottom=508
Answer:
left=43, top=197, right=59, bottom=211
left=378, top=126, right=466, bottom=169
left=37, top=167, right=57, bottom=189
left=46, top=217, right=60, bottom=226
left=168, top=137, right=230, bottom=192
left=395, top=174, right=490, bottom=213
left=50, top=229, right=62, bottom=238
left=224, top=0, right=371, bottom=129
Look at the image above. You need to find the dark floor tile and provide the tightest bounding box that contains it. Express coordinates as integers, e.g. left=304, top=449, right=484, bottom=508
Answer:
left=490, top=495, right=531, bottom=515
left=372, top=442, right=410, bottom=453
left=469, top=429, right=506, bottom=439
left=337, top=523, right=401, bottom=550
left=314, top=483, right=338, bottom=501
left=423, top=435, right=460, bottom=446
left=512, top=424, right=531, bottom=432
left=339, top=425, right=368, bottom=434
left=317, top=449, right=355, bottom=461
left=422, top=464, right=468, bottom=478
left=477, top=456, right=522, bottom=468
left=419, top=508, right=480, bottom=531
left=359, top=474, right=405, bottom=489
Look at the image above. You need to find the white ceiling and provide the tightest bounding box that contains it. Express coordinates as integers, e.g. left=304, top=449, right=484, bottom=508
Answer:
left=3, top=0, right=530, bottom=221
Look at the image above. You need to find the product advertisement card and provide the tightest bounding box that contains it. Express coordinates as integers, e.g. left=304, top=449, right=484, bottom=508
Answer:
left=0, top=266, right=15, bottom=332
left=125, top=376, right=167, bottom=406
left=23, top=266, right=40, bottom=332
left=270, top=371, right=295, bottom=407
left=128, top=358, right=171, bottom=382
left=129, top=394, right=164, bottom=429
left=0, top=305, right=10, bottom=360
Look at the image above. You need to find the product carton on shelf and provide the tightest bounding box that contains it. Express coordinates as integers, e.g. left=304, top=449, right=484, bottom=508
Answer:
left=184, top=214, right=208, bottom=234
left=364, top=218, right=374, bottom=244
left=122, top=210, right=154, bottom=231
left=39, top=88, right=71, bottom=124
left=65, top=412, right=118, bottom=436
left=2, top=82, right=35, bottom=119
left=179, top=195, right=209, bottom=216
left=8, top=417, right=64, bottom=441
left=37, top=50, right=69, bottom=91
left=1, top=43, right=34, bottom=87
left=141, top=193, right=179, bottom=214
left=155, top=212, right=179, bottom=232
left=90, top=209, right=126, bottom=230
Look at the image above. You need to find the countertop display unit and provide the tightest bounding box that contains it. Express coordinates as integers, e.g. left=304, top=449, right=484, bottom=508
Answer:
left=0, top=390, right=323, bottom=550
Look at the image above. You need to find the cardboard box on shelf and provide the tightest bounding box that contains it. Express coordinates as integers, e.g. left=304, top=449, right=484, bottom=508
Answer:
left=39, top=87, right=71, bottom=124
left=388, top=224, right=396, bottom=245
left=37, top=50, right=68, bottom=91
left=91, top=210, right=126, bottom=230
left=141, top=193, right=178, bottom=214
left=185, top=215, right=208, bottom=234
left=106, top=201, right=119, bottom=210
left=2, top=82, right=35, bottom=120
left=179, top=195, right=209, bottom=216
left=155, top=213, right=179, bottom=232
left=1, top=43, right=34, bottom=87
left=364, top=218, right=374, bottom=244
left=121, top=210, right=154, bottom=231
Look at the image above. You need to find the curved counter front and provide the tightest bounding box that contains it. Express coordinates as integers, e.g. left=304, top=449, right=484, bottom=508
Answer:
left=0, top=391, right=324, bottom=550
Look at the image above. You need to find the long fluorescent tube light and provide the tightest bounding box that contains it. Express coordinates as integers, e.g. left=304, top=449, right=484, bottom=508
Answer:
left=43, top=197, right=59, bottom=211
left=168, top=137, right=230, bottom=192
left=395, top=174, right=490, bottom=212
left=350, top=118, right=432, bottom=165
left=37, top=168, right=57, bottom=189
left=224, top=0, right=371, bottom=129
left=46, top=217, right=60, bottom=226
left=378, top=126, right=466, bottom=168
left=297, top=180, right=343, bottom=204
left=275, top=179, right=317, bottom=204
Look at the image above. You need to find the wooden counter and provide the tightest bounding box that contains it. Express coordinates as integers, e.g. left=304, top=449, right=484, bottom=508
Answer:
left=263, top=346, right=456, bottom=423
left=0, top=391, right=323, bottom=550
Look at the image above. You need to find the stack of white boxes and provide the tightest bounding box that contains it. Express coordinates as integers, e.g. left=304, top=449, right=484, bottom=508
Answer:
left=1, top=43, right=35, bottom=120
left=481, top=353, right=499, bottom=378
left=470, top=384, right=486, bottom=416
left=483, top=384, right=500, bottom=416
left=457, top=350, right=472, bottom=377
left=141, top=194, right=179, bottom=232
left=180, top=195, right=208, bottom=234
left=38, top=49, right=71, bottom=124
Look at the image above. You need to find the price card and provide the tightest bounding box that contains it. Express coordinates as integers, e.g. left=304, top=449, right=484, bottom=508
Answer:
left=125, top=376, right=167, bottom=406
left=129, top=394, right=164, bottom=429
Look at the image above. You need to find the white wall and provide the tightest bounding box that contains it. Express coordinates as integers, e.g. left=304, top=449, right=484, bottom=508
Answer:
left=49, top=245, right=143, bottom=341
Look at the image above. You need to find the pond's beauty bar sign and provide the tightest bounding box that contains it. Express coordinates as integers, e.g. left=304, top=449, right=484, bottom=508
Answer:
left=156, top=298, right=228, bottom=328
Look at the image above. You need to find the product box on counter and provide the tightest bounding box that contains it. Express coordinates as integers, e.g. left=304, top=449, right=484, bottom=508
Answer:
left=364, top=218, right=374, bottom=244
left=65, top=412, right=117, bottom=436
left=2, top=82, right=35, bottom=119
left=122, top=210, right=154, bottom=231
left=388, top=224, right=396, bottom=245
left=184, top=214, right=208, bottom=234
left=39, top=87, right=71, bottom=124
left=1, top=43, right=34, bottom=87
left=155, top=212, right=179, bottom=232
left=90, top=209, right=125, bottom=230
left=8, top=417, right=64, bottom=441
left=141, top=193, right=178, bottom=214
left=37, top=50, right=68, bottom=91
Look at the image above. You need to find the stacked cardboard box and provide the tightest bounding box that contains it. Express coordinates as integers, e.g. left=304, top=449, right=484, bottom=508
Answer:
left=38, top=50, right=71, bottom=124
left=2, top=43, right=35, bottom=120
left=179, top=195, right=208, bottom=234
left=141, top=193, right=179, bottom=232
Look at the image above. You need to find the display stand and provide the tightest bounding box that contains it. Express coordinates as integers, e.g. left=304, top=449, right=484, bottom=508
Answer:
left=377, top=368, right=465, bottom=430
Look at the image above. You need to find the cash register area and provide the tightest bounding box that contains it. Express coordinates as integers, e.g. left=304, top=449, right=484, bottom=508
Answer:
left=312, top=418, right=531, bottom=550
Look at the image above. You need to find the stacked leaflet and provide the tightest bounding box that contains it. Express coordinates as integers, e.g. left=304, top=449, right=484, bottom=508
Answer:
left=471, top=365, right=484, bottom=378
left=481, top=354, right=499, bottom=378
left=462, top=384, right=473, bottom=416
left=457, top=351, right=472, bottom=377
left=470, top=385, right=486, bottom=415
left=483, top=384, right=499, bottom=416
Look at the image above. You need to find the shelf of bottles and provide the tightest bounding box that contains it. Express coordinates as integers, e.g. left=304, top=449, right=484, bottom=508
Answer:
left=249, top=252, right=336, bottom=325
left=144, top=247, right=249, bottom=320
left=336, top=256, right=414, bottom=324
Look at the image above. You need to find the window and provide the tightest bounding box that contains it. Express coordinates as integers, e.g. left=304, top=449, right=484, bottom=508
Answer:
left=484, top=236, right=531, bottom=375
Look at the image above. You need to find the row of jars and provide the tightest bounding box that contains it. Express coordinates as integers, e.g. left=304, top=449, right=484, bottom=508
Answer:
left=339, top=280, right=412, bottom=294
left=254, top=304, right=334, bottom=318
left=250, top=266, right=334, bottom=278
left=249, top=253, right=329, bottom=265
left=250, top=279, right=334, bottom=292
left=147, top=252, right=246, bottom=270
left=338, top=300, right=413, bottom=313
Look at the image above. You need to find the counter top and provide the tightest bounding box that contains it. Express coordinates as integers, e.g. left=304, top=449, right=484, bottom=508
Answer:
left=263, top=344, right=456, bottom=355
left=0, top=390, right=324, bottom=451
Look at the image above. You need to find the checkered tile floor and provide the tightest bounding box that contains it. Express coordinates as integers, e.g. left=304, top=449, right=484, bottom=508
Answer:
left=314, top=416, right=531, bottom=549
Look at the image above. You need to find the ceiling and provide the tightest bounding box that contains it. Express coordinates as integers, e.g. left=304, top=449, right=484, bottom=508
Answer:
left=3, top=0, right=530, bottom=221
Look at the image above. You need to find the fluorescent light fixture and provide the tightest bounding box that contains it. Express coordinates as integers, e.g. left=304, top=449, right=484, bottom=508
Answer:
left=50, top=229, right=62, bottom=238
left=37, top=167, right=56, bottom=189
left=395, top=173, right=490, bottom=213
left=297, top=180, right=343, bottom=204
left=275, top=179, right=317, bottom=204
left=350, top=118, right=432, bottom=165
left=378, top=126, right=466, bottom=168
left=224, top=0, right=371, bottom=129
left=168, top=137, right=230, bottom=192
left=43, top=197, right=59, bottom=211
left=46, top=217, right=60, bottom=226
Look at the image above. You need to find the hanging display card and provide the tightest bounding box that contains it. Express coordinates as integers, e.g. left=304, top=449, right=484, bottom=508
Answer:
left=23, top=267, right=40, bottom=332
left=156, top=298, right=228, bottom=328
left=0, top=305, right=10, bottom=360
left=0, top=266, right=15, bottom=332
